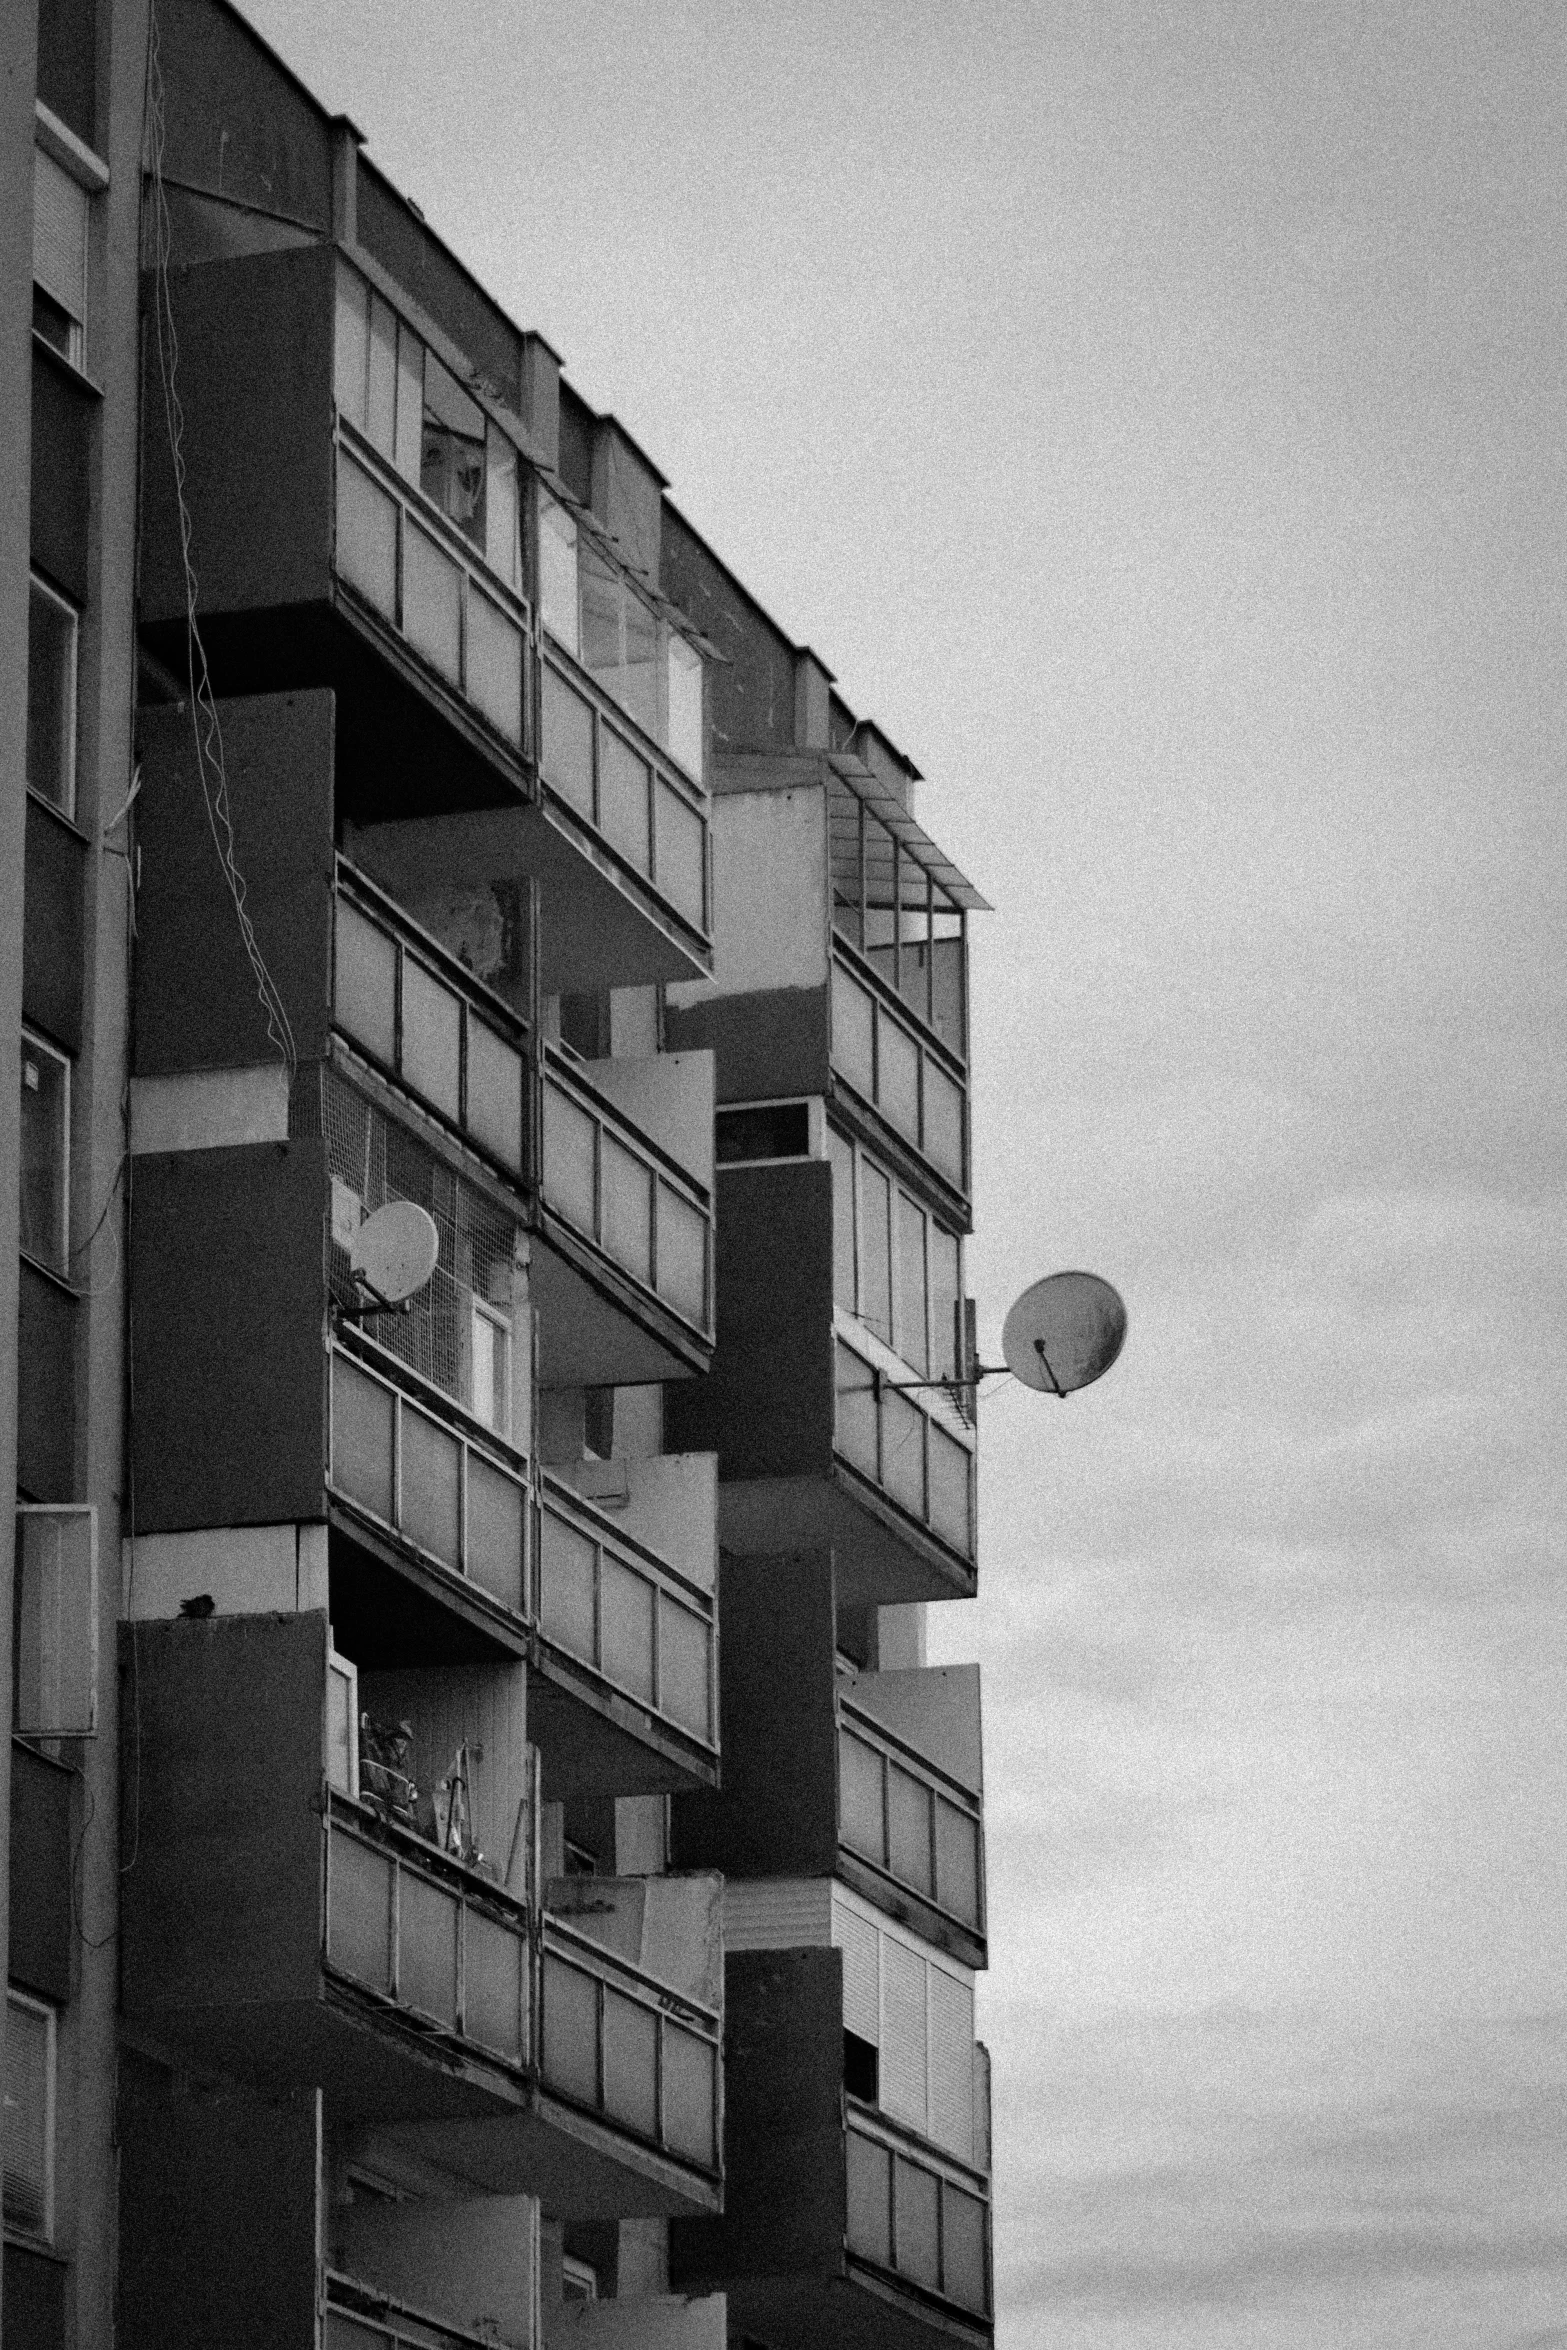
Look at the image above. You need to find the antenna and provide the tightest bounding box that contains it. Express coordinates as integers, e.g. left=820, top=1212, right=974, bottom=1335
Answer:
left=1000, top=1271, right=1127, bottom=1399
left=337, top=1200, right=441, bottom=1322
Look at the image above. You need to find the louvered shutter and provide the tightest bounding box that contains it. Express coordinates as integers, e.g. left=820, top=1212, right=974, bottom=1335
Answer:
left=835, top=1903, right=880, bottom=2046
left=3, top=1997, right=52, bottom=2240
left=927, top=1965, right=975, bottom=2160
left=879, top=1936, right=928, bottom=2133
left=33, top=149, right=87, bottom=328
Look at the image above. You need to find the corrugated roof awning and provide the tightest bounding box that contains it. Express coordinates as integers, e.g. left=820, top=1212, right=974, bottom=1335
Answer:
left=826, top=753, right=992, bottom=913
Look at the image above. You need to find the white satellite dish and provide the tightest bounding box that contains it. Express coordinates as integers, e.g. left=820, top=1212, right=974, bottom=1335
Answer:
left=1002, top=1271, right=1127, bottom=1398
left=350, top=1200, right=440, bottom=1309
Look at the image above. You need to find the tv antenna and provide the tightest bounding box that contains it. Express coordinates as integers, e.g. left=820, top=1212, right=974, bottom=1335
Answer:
left=336, top=1200, right=441, bottom=1322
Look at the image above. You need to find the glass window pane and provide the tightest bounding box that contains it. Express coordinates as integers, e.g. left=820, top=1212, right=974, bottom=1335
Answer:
left=894, top=2157, right=942, bottom=2293
left=394, top=323, right=423, bottom=482
left=366, top=292, right=398, bottom=458
left=402, top=521, right=463, bottom=684
left=935, top=1797, right=980, bottom=1928
left=897, top=1191, right=928, bottom=1376
left=602, top=1134, right=653, bottom=1283
left=930, top=904, right=966, bottom=1058
left=601, top=1987, right=658, bottom=2137
left=397, top=1866, right=460, bottom=2028
left=540, top=1507, right=597, bottom=1663
left=538, top=495, right=580, bottom=654
left=485, top=422, right=520, bottom=588
left=336, top=453, right=398, bottom=618
left=399, top=956, right=462, bottom=1123
left=845, top=2130, right=892, bottom=2267
left=331, top=1355, right=395, bottom=1524
left=930, top=1227, right=961, bottom=1384
left=661, top=2024, right=717, bottom=2166
left=839, top=1729, right=884, bottom=1861
left=655, top=780, right=706, bottom=930
left=887, top=1764, right=934, bottom=1895
left=878, top=1011, right=920, bottom=1143
left=399, top=1404, right=462, bottom=1569
left=829, top=1128, right=856, bottom=1316
left=859, top=1163, right=891, bottom=1343
left=600, top=1551, right=655, bottom=1705
left=831, top=961, right=875, bottom=1098
left=26, top=579, right=75, bottom=815
left=599, top=726, right=651, bottom=875
left=543, top=1082, right=596, bottom=1233
left=465, top=1454, right=525, bottom=1614
left=580, top=544, right=622, bottom=695
left=656, top=1184, right=708, bottom=1328
left=542, top=1953, right=598, bottom=2106
left=541, top=661, right=596, bottom=820
left=333, top=263, right=369, bottom=433
left=835, top=1342, right=878, bottom=1480
left=924, top=1061, right=965, bottom=1189
left=420, top=351, right=486, bottom=547
left=466, top=588, right=524, bottom=745
left=19, top=1037, right=67, bottom=1272
left=928, top=1426, right=973, bottom=1558
left=334, top=899, right=398, bottom=1066
left=621, top=588, right=659, bottom=738
left=326, top=1828, right=393, bottom=1993
left=658, top=1595, right=710, bottom=1741
left=469, top=1304, right=510, bottom=1435
left=881, top=1388, right=926, bottom=1520
left=466, top=1018, right=524, bottom=1171
left=666, top=632, right=704, bottom=778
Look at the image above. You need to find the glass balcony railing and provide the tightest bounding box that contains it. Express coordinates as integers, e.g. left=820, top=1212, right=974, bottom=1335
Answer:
left=834, top=1332, right=975, bottom=1562
left=845, top=2107, right=991, bottom=2319
left=335, top=428, right=530, bottom=754
left=540, top=639, right=710, bottom=941
left=831, top=951, right=967, bottom=1197
left=329, top=1343, right=529, bottom=1620
left=324, top=2273, right=507, bottom=2350
left=537, top=1473, right=716, bottom=1754
left=332, top=864, right=533, bottom=1185
left=323, top=1791, right=532, bottom=2070
left=541, top=1046, right=712, bottom=1336
left=837, top=1702, right=984, bottom=1939
left=540, top=1912, right=720, bottom=2174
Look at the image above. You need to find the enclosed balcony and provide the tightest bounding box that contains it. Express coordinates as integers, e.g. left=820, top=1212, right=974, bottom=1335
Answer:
left=138, top=246, right=712, bottom=991
left=664, top=1160, right=976, bottom=1607
left=671, top=1945, right=991, bottom=2350
left=531, top=1453, right=719, bottom=1797
left=536, top=1043, right=715, bottom=1386
left=673, top=1549, right=984, bottom=1969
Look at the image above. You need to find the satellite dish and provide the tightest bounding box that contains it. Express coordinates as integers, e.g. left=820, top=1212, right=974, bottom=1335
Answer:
left=350, top=1200, right=440, bottom=1309
left=1002, top=1271, right=1126, bottom=1398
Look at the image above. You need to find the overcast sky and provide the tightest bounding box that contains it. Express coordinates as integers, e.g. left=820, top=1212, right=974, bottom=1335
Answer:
left=245, top=1, right=1566, bottom=2338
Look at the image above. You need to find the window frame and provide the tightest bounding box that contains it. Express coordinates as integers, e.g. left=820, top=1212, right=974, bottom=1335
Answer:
left=32, top=140, right=89, bottom=370
left=829, top=1123, right=963, bottom=1382
left=26, top=571, right=79, bottom=821
left=3, top=1987, right=57, bottom=2248
left=19, top=1026, right=71, bottom=1277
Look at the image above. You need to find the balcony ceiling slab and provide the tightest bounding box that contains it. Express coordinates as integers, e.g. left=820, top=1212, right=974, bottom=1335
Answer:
left=371, top=2095, right=722, bottom=2221
left=716, top=1475, right=976, bottom=1609
left=534, top=1227, right=709, bottom=1388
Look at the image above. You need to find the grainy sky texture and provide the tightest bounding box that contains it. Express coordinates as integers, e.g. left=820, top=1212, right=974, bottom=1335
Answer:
left=244, top=1, right=1566, bottom=2338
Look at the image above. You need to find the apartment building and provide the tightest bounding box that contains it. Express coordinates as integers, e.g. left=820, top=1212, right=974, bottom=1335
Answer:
left=4, top=3, right=994, bottom=2346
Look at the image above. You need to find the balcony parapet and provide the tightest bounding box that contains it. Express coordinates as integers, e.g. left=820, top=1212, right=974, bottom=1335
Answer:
left=324, top=2271, right=513, bottom=2350
left=845, top=2101, right=992, bottom=2323
left=833, top=1323, right=975, bottom=1570
left=837, top=1682, right=985, bottom=1961
left=831, top=944, right=967, bottom=1208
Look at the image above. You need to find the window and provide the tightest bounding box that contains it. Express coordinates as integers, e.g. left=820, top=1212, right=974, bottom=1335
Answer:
left=26, top=574, right=77, bottom=817
left=15, top=1504, right=97, bottom=1738
left=561, top=2258, right=598, bottom=2303
left=326, top=1650, right=359, bottom=1797
left=716, top=1100, right=811, bottom=1165
left=828, top=772, right=968, bottom=1059
left=834, top=1902, right=977, bottom=2161
left=20, top=1030, right=69, bottom=1274
left=830, top=1126, right=963, bottom=1380
left=537, top=489, right=706, bottom=779
left=421, top=350, right=486, bottom=550
left=538, top=494, right=580, bottom=655
left=4, top=1990, right=55, bottom=2245
left=33, top=145, right=87, bottom=365
left=469, top=1299, right=512, bottom=1439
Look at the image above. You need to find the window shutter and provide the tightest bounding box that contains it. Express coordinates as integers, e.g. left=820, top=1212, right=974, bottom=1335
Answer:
left=33, top=149, right=87, bottom=325
left=879, top=1937, right=928, bottom=2134
left=835, top=1904, right=880, bottom=2047
left=3, top=1998, right=52, bottom=2240
left=927, top=1965, right=975, bottom=2161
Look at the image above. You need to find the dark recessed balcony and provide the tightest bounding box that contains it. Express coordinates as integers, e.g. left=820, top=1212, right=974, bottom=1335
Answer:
left=531, top=1453, right=719, bottom=1798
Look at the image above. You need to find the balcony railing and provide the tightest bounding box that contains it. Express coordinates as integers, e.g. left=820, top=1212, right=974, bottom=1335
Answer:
left=335, top=426, right=530, bottom=754
left=540, top=638, right=710, bottom=941
left=537, top=1473, right=716, bottom=1753
left=333, top=863, right=533, bottom=1185
left=831, top=950, right=967, bottom=1197
left=845, top=2106, right=991, bottom=2319
left=541, top=1912, right=720, bottom=2174
left=323, top=1792, right=532, bottom=2070
left=834, top=1333, right=975, bottom=1561
left=324, top=2272, right=506, bottom=2350
left=837, top=1701, right=984, bottom=1937
left=329, top=1343, right=530, bottom=1620
left=541, top=1046, right=712, bottom=1336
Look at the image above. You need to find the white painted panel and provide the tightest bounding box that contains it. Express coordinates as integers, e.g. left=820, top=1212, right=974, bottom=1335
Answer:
left=130, top=1066, right=291, bottom=1153
left=122, top=1524, right=309, bottom=1619
left=667, top=786, right=828, bottom=1004
left=581, top=1050, right=714, bottom=1191
left=836, top=1904, right=881, bottom=2048
left=722, top=1877, right=832, bottom=1953
left=879, top=1938, right=928, bottom=2133
left=928, top=1967, right=975, bottom=2161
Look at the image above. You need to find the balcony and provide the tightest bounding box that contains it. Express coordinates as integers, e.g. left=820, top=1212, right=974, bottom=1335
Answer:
left=830, top=950, right=967, bottom=1207
left=536, top=1043, right=715, bottom=1386
left=531, top=1453, right=719, bottom=1798
left=837, top=1673, right=985, bottom=1969
left=664, top=1161, right=975, bottom=1607
left=671, top=1946, right=991, bottom=2350
left=138, top=246, right=713, bottom=992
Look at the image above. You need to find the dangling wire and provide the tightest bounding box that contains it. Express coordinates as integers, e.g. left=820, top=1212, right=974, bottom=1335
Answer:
left=143, top=0, right=297, bottom=1083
